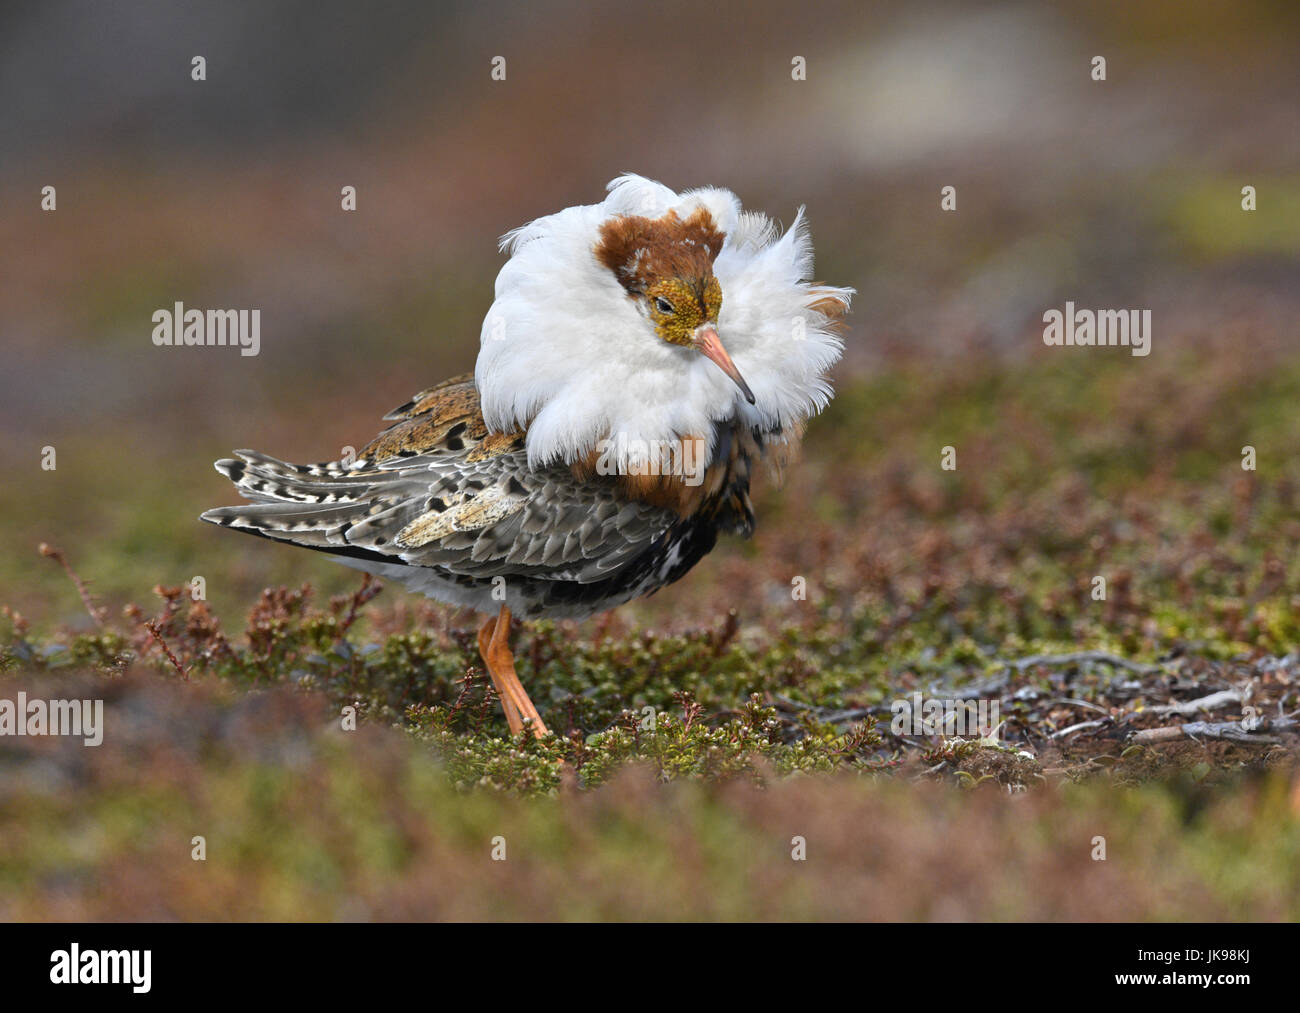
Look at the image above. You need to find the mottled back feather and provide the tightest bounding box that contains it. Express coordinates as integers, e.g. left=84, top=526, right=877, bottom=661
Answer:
left=202, top=375, right=679, bottom=586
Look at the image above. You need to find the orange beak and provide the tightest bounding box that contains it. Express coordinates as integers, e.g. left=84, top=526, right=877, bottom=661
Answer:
left=692, top=326, right=755, bottom=405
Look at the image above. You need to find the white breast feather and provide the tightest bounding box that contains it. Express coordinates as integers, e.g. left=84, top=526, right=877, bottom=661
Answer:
left=475, top=174, right=852, bottom=472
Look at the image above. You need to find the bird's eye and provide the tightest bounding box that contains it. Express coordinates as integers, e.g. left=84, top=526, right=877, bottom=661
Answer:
left=654, top=297, right=674, bottom=315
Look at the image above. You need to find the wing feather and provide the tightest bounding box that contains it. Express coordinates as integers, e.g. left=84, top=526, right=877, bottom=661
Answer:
left=201, top=374, right=676, bottom=585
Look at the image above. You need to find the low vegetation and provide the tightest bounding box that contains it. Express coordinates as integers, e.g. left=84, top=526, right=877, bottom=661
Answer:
left=4, top=344, right=1298, bottom=918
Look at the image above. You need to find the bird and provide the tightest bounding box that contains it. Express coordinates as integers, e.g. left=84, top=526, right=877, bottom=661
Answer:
left=201, top=174, right=851, bottom=737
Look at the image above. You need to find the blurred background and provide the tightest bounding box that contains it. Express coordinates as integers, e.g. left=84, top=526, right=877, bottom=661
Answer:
left=2, top=0, right=1298, bottom=635
left=3, top=0, right=1300, bottom=925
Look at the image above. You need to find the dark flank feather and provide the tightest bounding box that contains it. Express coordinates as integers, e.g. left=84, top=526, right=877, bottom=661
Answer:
left=201, top=374, right=764, bottom=619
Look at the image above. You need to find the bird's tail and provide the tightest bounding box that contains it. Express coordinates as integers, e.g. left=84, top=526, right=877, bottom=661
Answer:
left=199, top=450, right=418, bottom=558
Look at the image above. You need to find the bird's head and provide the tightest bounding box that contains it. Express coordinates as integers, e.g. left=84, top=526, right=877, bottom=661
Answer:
left=476, top=175, right=851, bottom=469
left=593, top=208, right=754, bottom=404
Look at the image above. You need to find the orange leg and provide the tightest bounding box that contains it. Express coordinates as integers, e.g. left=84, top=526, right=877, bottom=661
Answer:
left=477, top=615, right=523, bottom=734
left=477, top=605, right=549, bottom=738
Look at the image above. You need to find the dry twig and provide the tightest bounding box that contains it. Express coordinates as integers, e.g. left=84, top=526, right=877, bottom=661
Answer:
left=38, top=542, right=107, bottom=628
left=1151, top=689, right=1242, bottom=716
left=1003, top=651, right=1160, bottom=675
left=1129, top=716, right=1296, bottom=746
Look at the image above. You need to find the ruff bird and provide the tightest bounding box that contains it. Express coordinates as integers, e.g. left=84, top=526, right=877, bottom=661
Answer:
left=202, top=175, right=851, bottom=736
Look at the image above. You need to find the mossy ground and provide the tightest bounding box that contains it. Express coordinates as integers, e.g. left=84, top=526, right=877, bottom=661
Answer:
left=3, top=339, right=1298, bottom=919
left=2, top=671, right=1298, bottom=921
